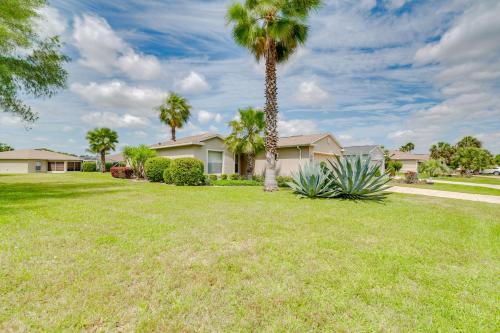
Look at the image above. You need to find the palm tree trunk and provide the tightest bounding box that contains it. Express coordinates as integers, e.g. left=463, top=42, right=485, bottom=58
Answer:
left=171, top=126, right=176, bottom=141
left=246, top=153, right=255, bottom=180
left=100, top=151, right=106, bottom=173
left=264, top=41, right=279, bottom=191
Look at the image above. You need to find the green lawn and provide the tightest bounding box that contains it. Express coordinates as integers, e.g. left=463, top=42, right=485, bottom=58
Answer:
left=430, top=175, right=500, bottom=185
left=393, top=182, right=500, bottom=196
left=1, top=173, right=499, bottom=332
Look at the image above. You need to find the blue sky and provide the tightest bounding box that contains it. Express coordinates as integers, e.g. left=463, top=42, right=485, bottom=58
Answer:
left=1, top=0, right=499, bottom=154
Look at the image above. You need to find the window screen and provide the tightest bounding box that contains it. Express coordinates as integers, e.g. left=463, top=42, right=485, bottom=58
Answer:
left=207, top=151, right=223, bottom=174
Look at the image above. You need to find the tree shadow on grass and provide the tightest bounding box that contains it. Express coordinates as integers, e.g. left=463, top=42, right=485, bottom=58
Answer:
left=0, top=181, right=127, bottom=216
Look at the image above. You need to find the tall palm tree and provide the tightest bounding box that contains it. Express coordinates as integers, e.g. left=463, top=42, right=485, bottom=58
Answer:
left=86, top=128, right=119, bottom=173
left=227, top=0, right=322, bottom=191
left=156, top=92, right=191, bottom=141
left=225, top=107, right=266, bottom=180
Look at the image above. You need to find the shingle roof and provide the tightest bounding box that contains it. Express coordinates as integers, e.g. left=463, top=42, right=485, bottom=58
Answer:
left=277, top=133, right=338, bottom=147
left=0, top=149, right=82, bottom=161
left=151, top=132, right=341, bottom=150
left=343, top=145, right=381, bottom=155
left=106, top=153, right=124, bottom=163
left=389, top=150, right=430, bottom=161
left=150, top=133, right=223, bottom=149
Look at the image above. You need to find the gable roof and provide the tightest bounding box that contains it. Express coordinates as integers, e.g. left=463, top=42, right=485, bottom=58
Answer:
left=150, top=133, right=224, bottom=150
left=343, top=145, right=382, bottom=155
left=277, top=133, right=342, bottom=148
left=389, top=150, right=430, bottom=161
left=0, top=149, right=82, bottom=161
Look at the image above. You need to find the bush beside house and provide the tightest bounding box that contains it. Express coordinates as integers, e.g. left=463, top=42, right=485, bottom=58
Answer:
left=145, top=157, right=171, bottom=182
left=82, top=162, right=97, bottom=172
left=167, top=158, right=205, bottom=186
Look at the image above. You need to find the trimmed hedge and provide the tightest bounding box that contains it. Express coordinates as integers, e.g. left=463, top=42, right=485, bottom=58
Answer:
left=212, top=179, right=261, bottom=186
left=145, top=157, right=171, bottom=182
left=209, top=174, right=218, bottom=181
left=111, top=166, right=133, bottom=179
left=229, top=173, right=239, bottom=180
left=276, top=176, right=293, bottom=188
left=168, top=158, right=205, bottom=186
left=220, top=174, right=228, bottom=180
left=82, top=162, right=97, bottom=172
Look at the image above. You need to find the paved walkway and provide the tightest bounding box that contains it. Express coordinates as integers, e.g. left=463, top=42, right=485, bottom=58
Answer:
left=430, top=179, right=500, bottom=190
left=388, top=186, right=500, bottom=204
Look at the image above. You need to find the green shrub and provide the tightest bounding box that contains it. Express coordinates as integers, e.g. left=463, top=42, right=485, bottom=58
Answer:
left=209, top=174, right=218, bottom=181
left=169, top=158, right=205, bottom=186
left=386, top=160, right=403, bottom=176
left=229, top=173, right=239, bottom=180
left=404, top=171, right=419, bottom=184
left=82, top=161, right=97, bottom=172
left=252, top=174, right=264, bottom=182
left=163, top=167, right=173, bottom=184
left=145, top=157, right=171, bottom=182
left=276, top=176, right=292, bottom=188
left=220, top=174, right=228, bottom=180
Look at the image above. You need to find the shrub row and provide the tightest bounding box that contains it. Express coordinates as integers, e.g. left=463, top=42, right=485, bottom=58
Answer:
left=111, top=166, right=133, bottom=179
left=144, top=157, right=171, bottom=182
left=82, top=161, right=97, bottom=172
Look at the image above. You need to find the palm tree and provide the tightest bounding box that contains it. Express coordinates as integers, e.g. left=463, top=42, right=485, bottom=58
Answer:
left=86, top=128, right=119, bottom=173
left=400, top=142, right=415, bottom=153
left=227, top=0, right=322, bottom=191
left=225, top=107, right=266, bottom=180
left=429, top=142, right=455, bottom=165
left=156, top=92, right=191, bottom=141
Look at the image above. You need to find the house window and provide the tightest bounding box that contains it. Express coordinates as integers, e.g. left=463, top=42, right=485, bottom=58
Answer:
left=35, top=161, right=42, bottom=172
left=67, top=162, right=81, bottom=172
left=48, top=162, right=64, bottom=172
left=207, top=151, right=223, bottom=174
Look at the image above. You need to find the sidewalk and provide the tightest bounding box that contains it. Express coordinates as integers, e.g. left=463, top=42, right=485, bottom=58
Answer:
left=388, top=186, right=500, bottom=204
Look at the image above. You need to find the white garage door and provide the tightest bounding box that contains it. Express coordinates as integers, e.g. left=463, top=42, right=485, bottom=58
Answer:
left=0, top=161, right=29, bottom=173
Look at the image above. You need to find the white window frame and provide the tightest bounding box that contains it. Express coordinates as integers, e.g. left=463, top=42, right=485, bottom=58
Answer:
left=206, top=149, right=224, bottom=175
left=35, top=161, right=42, bottom=172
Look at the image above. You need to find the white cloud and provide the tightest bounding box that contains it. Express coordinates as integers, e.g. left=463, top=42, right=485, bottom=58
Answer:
left=133, top=130, right=148, bottom=139
left=62, top=126, right=74, bottom=132
left=72, top=14, right=161, bottom=80
left=296, top=81, right=329, bottom=105
left=36, top=7, right=67, bottom=38
left=278, top=119, right=319, bottom=137
left=81, top=112, right=149, bottom=128
left=0, top=114, right=22, bottom=126
left=387, top=130, right=415, bottom=139
left=197, top=110, right=222, bottom=124
left=71, top=81, right=164, bottom=110
left=179, top=71, right=210, bottom=93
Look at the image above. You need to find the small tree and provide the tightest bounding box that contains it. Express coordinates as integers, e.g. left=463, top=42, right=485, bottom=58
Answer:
left=225, top=107, right=265, bottom=180
left=399, top=142, right=415, bottom=153
left=0, top=143, right=14, bottom=152
left=495, top=154, right=500, bottom=166
left=386, top=160, right=402, bottom=176
left=123, top=145, right=156, bottom=179
left=156, top=92, right=191, bottom=141
left=86, top=128, right=119, bottom=173
left=452, top=147, right=493, bottom=174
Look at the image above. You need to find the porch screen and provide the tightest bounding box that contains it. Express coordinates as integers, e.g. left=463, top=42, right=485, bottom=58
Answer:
left=207, top=151, right=223, bottom=174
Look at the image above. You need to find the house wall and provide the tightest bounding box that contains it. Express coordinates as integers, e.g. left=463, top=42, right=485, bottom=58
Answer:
left=370, top=148, right=385, bottom=173
left=399, top=159, right=418, bottom=172
left=311, top=136, right=343, bottom=156
left=0, top=160, right=30, bottom=173
left=254, top=146, right=310, bottom=177
left=154, top=137, right=235, bottom=175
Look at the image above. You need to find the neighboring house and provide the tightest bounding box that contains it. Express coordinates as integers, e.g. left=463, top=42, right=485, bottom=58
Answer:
left=106, top=153, right=125, bottom=165
left=148, top=132, right=343, bottom=177
left=252, top=133, right=343, bottom=176
left=150, top=133, right=235, bottom=175
left=343, top=145, right=385, bottom=173
left=0, top=149, right=82, bottom=174
left=389, top=150, right=430, bottom=172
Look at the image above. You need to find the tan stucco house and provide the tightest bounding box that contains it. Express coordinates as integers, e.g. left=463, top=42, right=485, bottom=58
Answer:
left=149, top=132, right=343, bottom=177
left=0, top=149, right=83, bottom=174
left=389, top=150, right=429, bottom=172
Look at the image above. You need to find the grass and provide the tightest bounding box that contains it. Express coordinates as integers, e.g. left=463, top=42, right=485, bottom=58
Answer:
left=212, top=179, right=262, bottom=186
left=431, top=175, right=500, bottom=185
left=1, top=173, right=499, bottom=332
left=393, top=182, right=500, bottom=196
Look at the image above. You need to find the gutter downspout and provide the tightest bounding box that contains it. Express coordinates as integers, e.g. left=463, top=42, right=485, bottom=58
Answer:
left=297, top=146, right=302, bottom=162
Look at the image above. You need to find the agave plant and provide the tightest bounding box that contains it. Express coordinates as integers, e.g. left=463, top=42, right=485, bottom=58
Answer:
left=288, top=162, right=338, bottom=198
left=327, top=156, right=391, bottom=201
